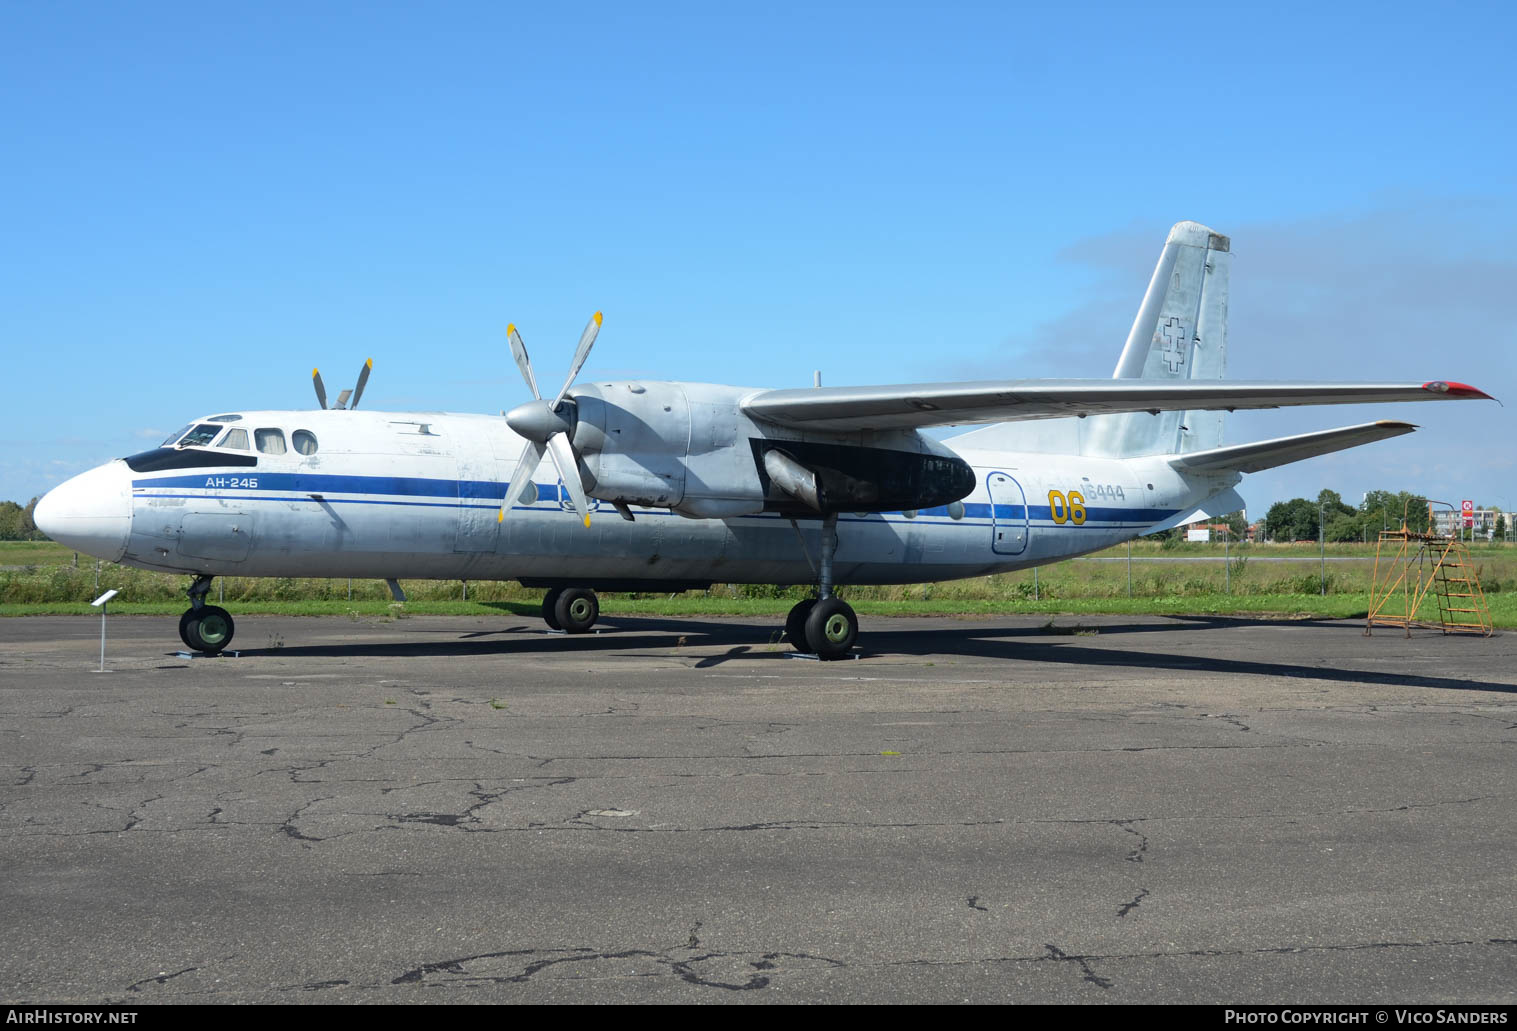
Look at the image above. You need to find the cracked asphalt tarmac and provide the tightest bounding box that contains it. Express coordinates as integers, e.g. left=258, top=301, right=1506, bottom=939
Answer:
left=2, top=612, right=1514, bottom=1003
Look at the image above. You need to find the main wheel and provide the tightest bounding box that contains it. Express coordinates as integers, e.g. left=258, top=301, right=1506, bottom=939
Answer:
left=784, top=599, right=817, bottom=650
left=553, top=588, right=599, bottom=634
left=542, top=588, right=564, bottom=630
left=803, top=597, right=857, bottom=660
left=184, top=605, right=235, bottom=654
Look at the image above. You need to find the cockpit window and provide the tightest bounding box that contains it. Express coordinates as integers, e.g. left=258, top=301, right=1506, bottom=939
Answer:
left=255, top=428, right=287, bottom=455
left=161, top=424, right=194, bottom=447
left=292, top=429, right=318, bottom=455
left=219, top=428, right=250, bottom=450
left=177, top=424, right=224, bottom=448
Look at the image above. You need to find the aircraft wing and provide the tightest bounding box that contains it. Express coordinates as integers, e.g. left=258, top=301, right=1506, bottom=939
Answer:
left=740, top=380, right=1492, bottom=432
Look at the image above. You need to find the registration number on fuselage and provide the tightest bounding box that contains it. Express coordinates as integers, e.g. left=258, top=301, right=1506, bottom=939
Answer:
left=204, top=476, right=259, bottom=489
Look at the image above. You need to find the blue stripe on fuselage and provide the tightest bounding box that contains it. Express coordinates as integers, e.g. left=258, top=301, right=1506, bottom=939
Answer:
left=133, top=473, right=1178, bottom=525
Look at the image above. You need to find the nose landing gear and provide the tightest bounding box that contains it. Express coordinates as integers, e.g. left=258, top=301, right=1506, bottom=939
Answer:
left=179, top=575, right=235, bottom=654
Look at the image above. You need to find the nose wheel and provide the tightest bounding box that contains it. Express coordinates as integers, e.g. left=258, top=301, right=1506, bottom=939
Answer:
left=179, top=605, right=236, bottom=654
left=179, top=575, right=235, bottom=654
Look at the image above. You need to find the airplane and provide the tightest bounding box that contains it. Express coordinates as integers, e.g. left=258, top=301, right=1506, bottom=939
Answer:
left=33, top=221, right=1494, bottom=659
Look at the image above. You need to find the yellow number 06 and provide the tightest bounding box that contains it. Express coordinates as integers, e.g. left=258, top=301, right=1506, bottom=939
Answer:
left=1047, top=490, right=1087, bottom=525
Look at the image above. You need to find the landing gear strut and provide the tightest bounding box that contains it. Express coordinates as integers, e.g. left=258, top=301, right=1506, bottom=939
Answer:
left=784, top=513, right=858, bottom=660
left=542, top=587, right=599, bottom=634
left=179, top=575, right=235, bottom=654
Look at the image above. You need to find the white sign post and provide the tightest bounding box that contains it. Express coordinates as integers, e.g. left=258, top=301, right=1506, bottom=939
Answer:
left=91, top=589, right=118, bottom=673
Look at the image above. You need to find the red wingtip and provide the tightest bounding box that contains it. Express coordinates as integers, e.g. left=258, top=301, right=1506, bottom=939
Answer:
left=1423, top=380, right=1494, bottom=400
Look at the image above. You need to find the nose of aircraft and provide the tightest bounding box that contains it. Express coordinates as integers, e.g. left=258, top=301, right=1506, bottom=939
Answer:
left=33, top=461, right=133, bottom=563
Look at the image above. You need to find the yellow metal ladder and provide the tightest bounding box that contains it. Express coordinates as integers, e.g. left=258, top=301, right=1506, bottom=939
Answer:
left=1366, top=503, right=1492, bottom=637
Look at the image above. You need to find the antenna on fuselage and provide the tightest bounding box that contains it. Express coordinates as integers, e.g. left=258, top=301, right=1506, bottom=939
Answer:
left=312, top=359, right=373, bottom=410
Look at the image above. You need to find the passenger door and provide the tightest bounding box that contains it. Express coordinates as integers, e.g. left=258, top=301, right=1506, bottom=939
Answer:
left=988, top=472, right=1028, bottom=555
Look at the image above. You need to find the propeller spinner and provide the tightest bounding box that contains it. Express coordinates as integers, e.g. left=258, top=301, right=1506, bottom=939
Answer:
left=499, top=312, right=602, bottom=526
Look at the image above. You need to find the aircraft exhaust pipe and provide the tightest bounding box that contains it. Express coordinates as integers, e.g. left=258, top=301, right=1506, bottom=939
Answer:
left=763, top=449, right=822, bottom=512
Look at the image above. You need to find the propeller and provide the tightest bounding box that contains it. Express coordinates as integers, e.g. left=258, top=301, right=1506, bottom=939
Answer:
left=499, top=312, right=602, bottom=527
left=312, top=359, right=374, bottom=410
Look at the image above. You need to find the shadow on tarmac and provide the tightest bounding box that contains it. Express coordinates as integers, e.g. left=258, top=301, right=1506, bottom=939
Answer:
left=211, top=613, right=1515, bottom=695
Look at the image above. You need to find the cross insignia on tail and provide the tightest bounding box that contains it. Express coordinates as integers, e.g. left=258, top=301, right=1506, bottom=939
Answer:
left=1158, top=317, right=1188, bottom=373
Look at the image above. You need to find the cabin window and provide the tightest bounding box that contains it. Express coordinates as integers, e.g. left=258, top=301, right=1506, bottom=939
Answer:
left=255, top=428, right=287, bottom=455
left=219, top=428, right=250, bottom=450
left=292, top=430, right=318, bottom=456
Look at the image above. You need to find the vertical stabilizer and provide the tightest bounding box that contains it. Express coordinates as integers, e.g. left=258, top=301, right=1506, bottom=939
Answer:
left=1086, top=220, right=1230, bottom=457
left=946, top=220, right=1232, bottom=459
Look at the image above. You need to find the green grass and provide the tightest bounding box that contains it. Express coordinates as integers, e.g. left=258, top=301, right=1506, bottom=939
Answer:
left=6, top=592, right=1515, bottom=627
left=0, top=540, right=78, bottom=566
left=5, top=539, right=1512, bottom=626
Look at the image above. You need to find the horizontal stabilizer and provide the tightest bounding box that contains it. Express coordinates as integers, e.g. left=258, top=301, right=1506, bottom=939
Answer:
left=742, top=379, right=1491, bottom=433
left=1144, top=487, right=1248, bottom=536
left=1169, top=421, right=1417, bottom=475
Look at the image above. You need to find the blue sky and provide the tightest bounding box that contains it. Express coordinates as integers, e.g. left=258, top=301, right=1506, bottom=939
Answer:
left=3, top=2, right=1513, bottom=517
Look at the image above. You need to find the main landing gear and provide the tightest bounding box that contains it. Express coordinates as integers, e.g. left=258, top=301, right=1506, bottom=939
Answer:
left=783, top=513, right=859, bottom=661
left=541, top=586, right=600, bottom=634
left=179, top=575, right=235, bottom=654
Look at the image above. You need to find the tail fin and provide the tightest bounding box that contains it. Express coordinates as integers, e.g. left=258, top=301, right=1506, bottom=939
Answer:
left=1085, top=220, right=1231, bottom=457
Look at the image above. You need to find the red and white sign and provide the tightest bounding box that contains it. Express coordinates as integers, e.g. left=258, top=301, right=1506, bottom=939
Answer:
left=1463, top=499, right=1475, bottom=528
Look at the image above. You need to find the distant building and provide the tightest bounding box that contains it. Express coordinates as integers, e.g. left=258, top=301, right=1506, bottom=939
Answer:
left=1187, top=522, right=1244, bottom=543
left=1431, top=508, right=1501, bottom=538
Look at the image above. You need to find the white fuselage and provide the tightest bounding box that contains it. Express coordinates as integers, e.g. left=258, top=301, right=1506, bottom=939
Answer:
left=48, top=409, right=1231, bottom=588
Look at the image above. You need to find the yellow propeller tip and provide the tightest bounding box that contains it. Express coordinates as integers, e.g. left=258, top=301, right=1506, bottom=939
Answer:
left=593, top=311, right=603, bottom=325
left=365, top=358, right=373, bottom=369
left=583, top=515, right=591, bottom=528
left=312, top=368, right=320, bottom=377
left=507, top=322, right=516, bottom=334
left=497, top=509, right=505, bottom=523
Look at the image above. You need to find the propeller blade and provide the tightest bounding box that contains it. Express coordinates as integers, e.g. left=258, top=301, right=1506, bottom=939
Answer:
left=551, top=311, right=601, bottom=410
left=312, top=369, right=328, bottom=410
left=507, top=323, right=541, bottom=400
left=335, top=388, right=352, bottom=410
left=350, top=358, right=373, bottom=410
left=546, top=433, right=591, bottom=527
left=498, top=438, right=547, bottom=522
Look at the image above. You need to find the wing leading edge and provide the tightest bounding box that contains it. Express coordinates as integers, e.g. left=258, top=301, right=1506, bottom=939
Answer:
left=741, top=380, right=1492, bottom=433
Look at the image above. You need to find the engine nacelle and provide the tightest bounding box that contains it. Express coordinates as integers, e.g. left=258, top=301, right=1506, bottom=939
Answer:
left=569, top=381, right=974, bottom=518
left=571, top=382, right=694, bottom=509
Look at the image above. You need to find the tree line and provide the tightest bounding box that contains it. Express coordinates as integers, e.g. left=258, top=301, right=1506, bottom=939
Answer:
left=0, top=498, right=44, bottom=541
left=1261, top=489, right=1506, bottom=542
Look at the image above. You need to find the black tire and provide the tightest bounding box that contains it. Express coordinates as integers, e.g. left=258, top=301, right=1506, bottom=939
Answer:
left=185, top=605, right=235, bottom=654
left=178, top=609, right=199, bottom=650
left=784, top=599, right=817, bottom=650
left=553, top=588, right=599, bottom=634
left=542, top=588, right=564, bottom=630
left=803, top=597, right=857, bottom=660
